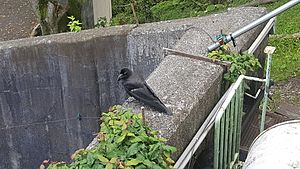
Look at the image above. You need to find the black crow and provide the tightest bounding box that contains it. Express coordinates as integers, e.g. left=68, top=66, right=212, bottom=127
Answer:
left=117, top=68, right=172, bottom=115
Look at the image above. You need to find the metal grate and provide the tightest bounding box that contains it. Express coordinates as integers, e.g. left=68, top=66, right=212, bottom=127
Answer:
left=241, top=111, right=290, bottom=152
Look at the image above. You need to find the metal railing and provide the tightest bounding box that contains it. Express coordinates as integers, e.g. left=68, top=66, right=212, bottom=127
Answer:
left=213, top=74, right=271, bottom=169
left=214, top=75, right=245, bottom=169
left=175, top=14, right=276, bottom=169
left=207, top=0, right=300, bottom=51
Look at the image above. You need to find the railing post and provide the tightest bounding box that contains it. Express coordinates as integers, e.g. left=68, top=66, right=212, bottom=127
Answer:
left=236, top=79, right=244, bottom=156
left=260, top=46, right=276, bottom=132
left=214, top=118, right=220, bottom=169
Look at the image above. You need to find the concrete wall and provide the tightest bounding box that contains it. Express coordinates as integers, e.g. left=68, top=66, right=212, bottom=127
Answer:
left=0, top=7, right=267, bottom=169
left=0, top=23, right=186, bottom=169
left=93, top=0, right=112, bottom=23
left=0, top=26, right=129, bottom=168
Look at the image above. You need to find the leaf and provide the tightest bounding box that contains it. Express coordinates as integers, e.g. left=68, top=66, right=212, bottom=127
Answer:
left=149, top=143, right=161, bottom=152
left=158, top=137, right=167, bottom=142
left=67, top=16, right=75, bottom=20
left=114, top=120, right=124, bottom=126
left=136, top=153, right=145, bottom=161
left=205, top=4, right=216, bottom=12
left=142, top=160, right=153, bottom=167
left=45, top=106, right=177, bottom=169
left=127, top=132, right=135, bottom=137
left=126, top=159, right=140, bottom=166
left=105, top=163, right=113, bottom=169
left=165, top=157, right=175, bottom=164
left=130, top=137, right=143, bottom=143
left=135, top=165, right=147, bottom=169
left=137, top=113, right=143, bottom=119
left=108, top=120, right=114, bottom=126
left=110, top=157, right=117, bottom=163
left=152, top=164, right=163, bottom=169
left=127, top=143, right=140, bottom=157
left=122, top=123, right=127, bottom=130
left=87, top=153, right=95, bottom=165
left=116, top=132, right=127, bottom=143
left=98, top=155, right=109, bottom=163
left=163, top=145, right=177, bottom=153
left=71, top=148, right=84, bottom=160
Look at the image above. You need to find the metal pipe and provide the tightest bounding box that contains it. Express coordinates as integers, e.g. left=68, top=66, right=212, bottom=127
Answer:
left=245, top=89, right=261, bottom=99
left=260, top=46, right=275, bottom=132
left=243, top=76, right=266, bottom=82
left=208, top=0, right=300, bottom=51
left=247, top=17, right=276, bottom=54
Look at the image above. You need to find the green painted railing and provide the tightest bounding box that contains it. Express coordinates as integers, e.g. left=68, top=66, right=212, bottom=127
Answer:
left=174, top=45, right=274, bottom=169
left=213, top=71, right=274, bottom=169
left=214, top=75, right=245, bottom=169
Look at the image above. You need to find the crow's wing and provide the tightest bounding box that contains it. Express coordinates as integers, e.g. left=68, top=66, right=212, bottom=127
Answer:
left=121, top=73, right=171, bottom=114
left=123, top=81, right=171, bottom=114
left=124, top=81, right=159, bottom=104
left=143, top=82, right=165, bottom=104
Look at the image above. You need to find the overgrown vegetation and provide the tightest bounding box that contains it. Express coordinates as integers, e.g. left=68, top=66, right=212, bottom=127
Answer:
left=262, top=0, right=300, bottom=35
left=95, top=17, right=111, bottom=28
left=37, top=0, right=69, bottom=35
left=111, top=0, right=229, bottom=25
left=45, top=106, right=176, bottom=169
left=268, top=37, right=300, bottom=82
left=35, top=0, right=88, bottom=35
left=208, top=46, right=261, bottom=83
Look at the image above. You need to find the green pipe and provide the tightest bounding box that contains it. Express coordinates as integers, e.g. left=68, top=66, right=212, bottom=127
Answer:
left=260, top=49, right=273, bottom=132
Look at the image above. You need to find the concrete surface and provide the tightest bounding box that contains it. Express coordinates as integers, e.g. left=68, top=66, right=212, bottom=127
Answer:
left=175, top=7, right=267, bottom=56
left=0, top=0, right=37, bottom=41
left=0, top=7, right=268, bottom=169
left=123, top=55, right=224, bottom=159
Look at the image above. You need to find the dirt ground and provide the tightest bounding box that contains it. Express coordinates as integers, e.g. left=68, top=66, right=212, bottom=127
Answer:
left=270, top=76, right=300, bottom=111
left=0, top=0, right=37, bottom=41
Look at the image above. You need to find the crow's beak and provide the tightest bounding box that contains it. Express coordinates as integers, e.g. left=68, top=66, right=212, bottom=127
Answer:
left=117, top=74, right=122, bottom=81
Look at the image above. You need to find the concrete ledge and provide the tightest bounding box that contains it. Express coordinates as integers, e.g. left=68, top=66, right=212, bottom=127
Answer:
left=126, top=55, right=224, bottom=159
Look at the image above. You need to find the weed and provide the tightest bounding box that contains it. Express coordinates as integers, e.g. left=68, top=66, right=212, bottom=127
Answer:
left=208, top=47, right=261, bottom=83
left=95, top=17, right=111, bottom=28
left=46, top=106, right=176, bottom=169
left=67, top=16, right=82, bottom=32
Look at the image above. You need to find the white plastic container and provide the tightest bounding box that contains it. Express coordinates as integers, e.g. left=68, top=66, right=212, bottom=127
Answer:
left=243, top=120, right=300, bottom=169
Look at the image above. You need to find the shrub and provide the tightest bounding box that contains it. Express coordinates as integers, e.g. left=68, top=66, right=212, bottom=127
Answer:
left=208, top=46, right=262, bottom=83
left=46, top=105, right=176, bottom=169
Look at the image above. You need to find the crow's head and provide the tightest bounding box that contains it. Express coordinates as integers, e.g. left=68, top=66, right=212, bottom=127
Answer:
left=117, top=68, right=132, bottom=81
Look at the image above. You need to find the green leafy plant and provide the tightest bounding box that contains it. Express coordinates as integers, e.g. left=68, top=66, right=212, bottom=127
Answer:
left=208, top=46, right=262, bottom=83
left=204, top=4, right=225, bottom=13
left=67, top=16, right=82, bottom=32
left=46, top=106, right=176, bottom=169
left=95, top=17, right=111, bottom=28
